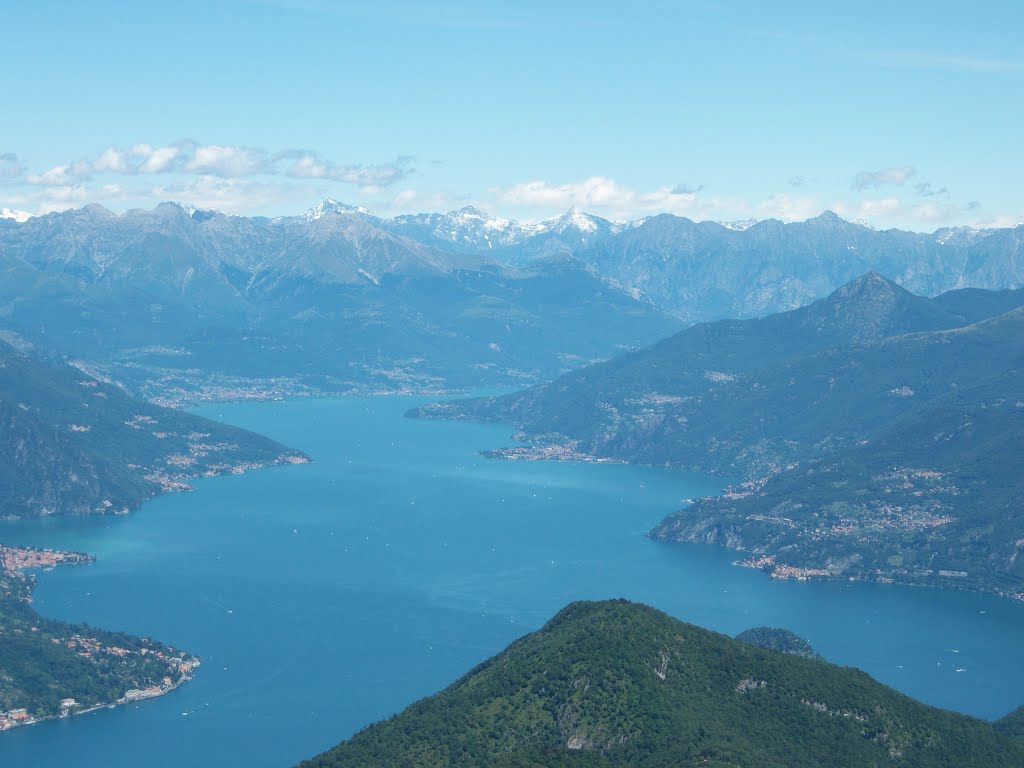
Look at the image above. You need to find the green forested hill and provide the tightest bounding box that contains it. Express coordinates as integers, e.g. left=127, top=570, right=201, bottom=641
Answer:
left=734, top=627, right=816, bottom=658
left=0, top=339, right=305, bottom=518
left=298, top=600, right=1024, bottom=768
left=411, top=276, right=1024, bottom=593
left=409, top=273, right=974, bottom=456
left=412, top=275, right=1024, bottom=479
left=0, top=569, right=197, bottom=722
left=652, top=367, right=1024, bottom=593
left=996, top=706, right=1024, bottom=740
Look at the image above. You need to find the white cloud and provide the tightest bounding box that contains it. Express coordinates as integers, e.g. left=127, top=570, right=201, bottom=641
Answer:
left=973, top=212, right=1024, bottom=229
left=185, top=145, right=271, bottom=176
left=284, top=152, right=413, bottom=187
left=913, top=200, right=962, bottom=222
left=0, top=207, right=32, bottom=222
left=92, top=148, right=132, bottom=174
left=757, top=193, right=819, bottom=221
left=21, top=142, right=412, bottom=188
left=139, top=146, right=182, bottom=173
left=496, top=176, right=627, bottom=208
left=26, top=165, right=72, bottom=185
left=29, top=184, right=124, bottom=214
left=147, top=175, right=324, bottom=214
left=851, top=166, right=916, bottom=191
left=492, top=176, right=728, bottom=220
left=380, top=187, right=471, bottom=214
left=27, top=145, right=182, bottom=184
left=857, top=197, right=903, bottom=217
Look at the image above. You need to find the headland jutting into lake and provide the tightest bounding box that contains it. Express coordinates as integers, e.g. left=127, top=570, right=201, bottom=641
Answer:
left=1, top=396, right=1023, bottom=768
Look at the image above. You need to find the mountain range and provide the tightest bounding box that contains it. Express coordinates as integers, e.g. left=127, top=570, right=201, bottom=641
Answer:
left=1, top=202, right=1022, bottom=401
left=297, top=202, right=1024, bottom=322
left=0, top=202, right=677, bottom=401
left=410, top=274, right=1024, bottom=594
left=299, top=600, right=1024, bottom=768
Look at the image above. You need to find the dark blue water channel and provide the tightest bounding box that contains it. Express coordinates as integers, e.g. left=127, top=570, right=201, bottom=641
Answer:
left=1, top=396, right=1021, bottom=767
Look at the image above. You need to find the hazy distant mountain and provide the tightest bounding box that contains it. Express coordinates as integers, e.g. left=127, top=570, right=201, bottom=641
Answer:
left=570, top=211, right=1024, bottom=322
left=386, top=206, right=537, bottom=252
left=410, top=273, right=994, bottom=468
left=496, top=208, right=620, bottom=264
left=0, top=202, right=678, bottom=399
left=299, top=600, right=1024, bottom=768
left=4, top=201, right=1022, bottom=399
left=411, top=275, right=1024, bottom=594
left=385, top=205, right=621, bottom=264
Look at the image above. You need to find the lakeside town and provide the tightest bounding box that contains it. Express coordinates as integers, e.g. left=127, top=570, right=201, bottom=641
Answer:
left=482, top=441, right=624, bottom=464
left=0, top=544, right=201, bottom=732
left=0, top=656, right=201, bottom=732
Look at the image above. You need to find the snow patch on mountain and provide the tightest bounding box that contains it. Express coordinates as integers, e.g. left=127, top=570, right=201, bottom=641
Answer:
left=303, top=198, right=369, bottom=221
left=719, top=218, right=758, bottom=231
left=538, top=208, right=603, bottom=234
left=0, top=207, right=32, bottom=223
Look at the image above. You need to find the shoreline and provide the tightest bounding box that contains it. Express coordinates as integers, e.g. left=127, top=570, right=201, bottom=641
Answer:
left=467, top=434, right=1024, bottom=604
left=0, top=450, right=310, bottom=524
left=724, top=550, right=1024, bottom=603
left=480, top=444, right=625, bottom=464
left=0, top=544, right=202, bottom=733
left=0, top=659, right=201, bottom=733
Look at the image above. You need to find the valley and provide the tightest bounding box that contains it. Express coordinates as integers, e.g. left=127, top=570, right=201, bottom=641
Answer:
left=1, top=204, right=1022, bottom=764
left=1, top=396, right=1023, bottom=768
left=6, top=4, right=1024, bottom=765
left=415, top=274, right=1024, bottom=596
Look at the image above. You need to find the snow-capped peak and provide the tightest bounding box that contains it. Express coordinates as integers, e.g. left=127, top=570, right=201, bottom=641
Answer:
left=303, top=198, right=368, bottom=221
left=0, top=207, right=32, bottom=223
left=719, top=218, right=758, bottom=231
left=161, top=201, right=229, bottom=221
left=447, top=206, right=512, bottom=231
left=541, top=207, right=601, bottom=234
left=453, top=205, right=488, bottom=218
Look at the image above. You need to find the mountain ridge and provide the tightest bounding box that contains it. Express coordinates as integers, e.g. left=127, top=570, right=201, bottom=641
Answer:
left=0, top=338, right=306, bottom=519
left=409, top=275, right=1024, bottom=594
left=298, top=600, right=1024, bottom=768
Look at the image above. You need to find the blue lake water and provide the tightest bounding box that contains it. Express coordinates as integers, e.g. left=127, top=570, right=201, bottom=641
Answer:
left=1, top=395, right=1022, bottom=767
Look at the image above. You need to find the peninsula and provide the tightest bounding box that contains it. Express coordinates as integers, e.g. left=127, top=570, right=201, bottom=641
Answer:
left=0, top=544, right=198, bottom=731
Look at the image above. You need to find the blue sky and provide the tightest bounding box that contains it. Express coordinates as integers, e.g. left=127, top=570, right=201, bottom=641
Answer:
left=1, top=0, right=1021, bottom=230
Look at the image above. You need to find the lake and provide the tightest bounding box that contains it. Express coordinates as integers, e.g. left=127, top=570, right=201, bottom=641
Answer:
left=1, top=396, right=1022, bottom=767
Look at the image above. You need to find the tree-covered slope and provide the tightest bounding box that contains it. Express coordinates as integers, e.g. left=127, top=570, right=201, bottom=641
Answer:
left=298, top=600, right=1024, bottom=768
left=651, top=367, right=1024, bottom=593
left=734, top=627, right=816, bottom=658
left=0, top=545, right=199, bottom=728
left=410, top=274, right=1023, bottom=477
left=411, top=277, right=1024, bottom=593
left=995, top=706, right=1024, bottom=741
left=0, top=339, right=306, bottom=518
